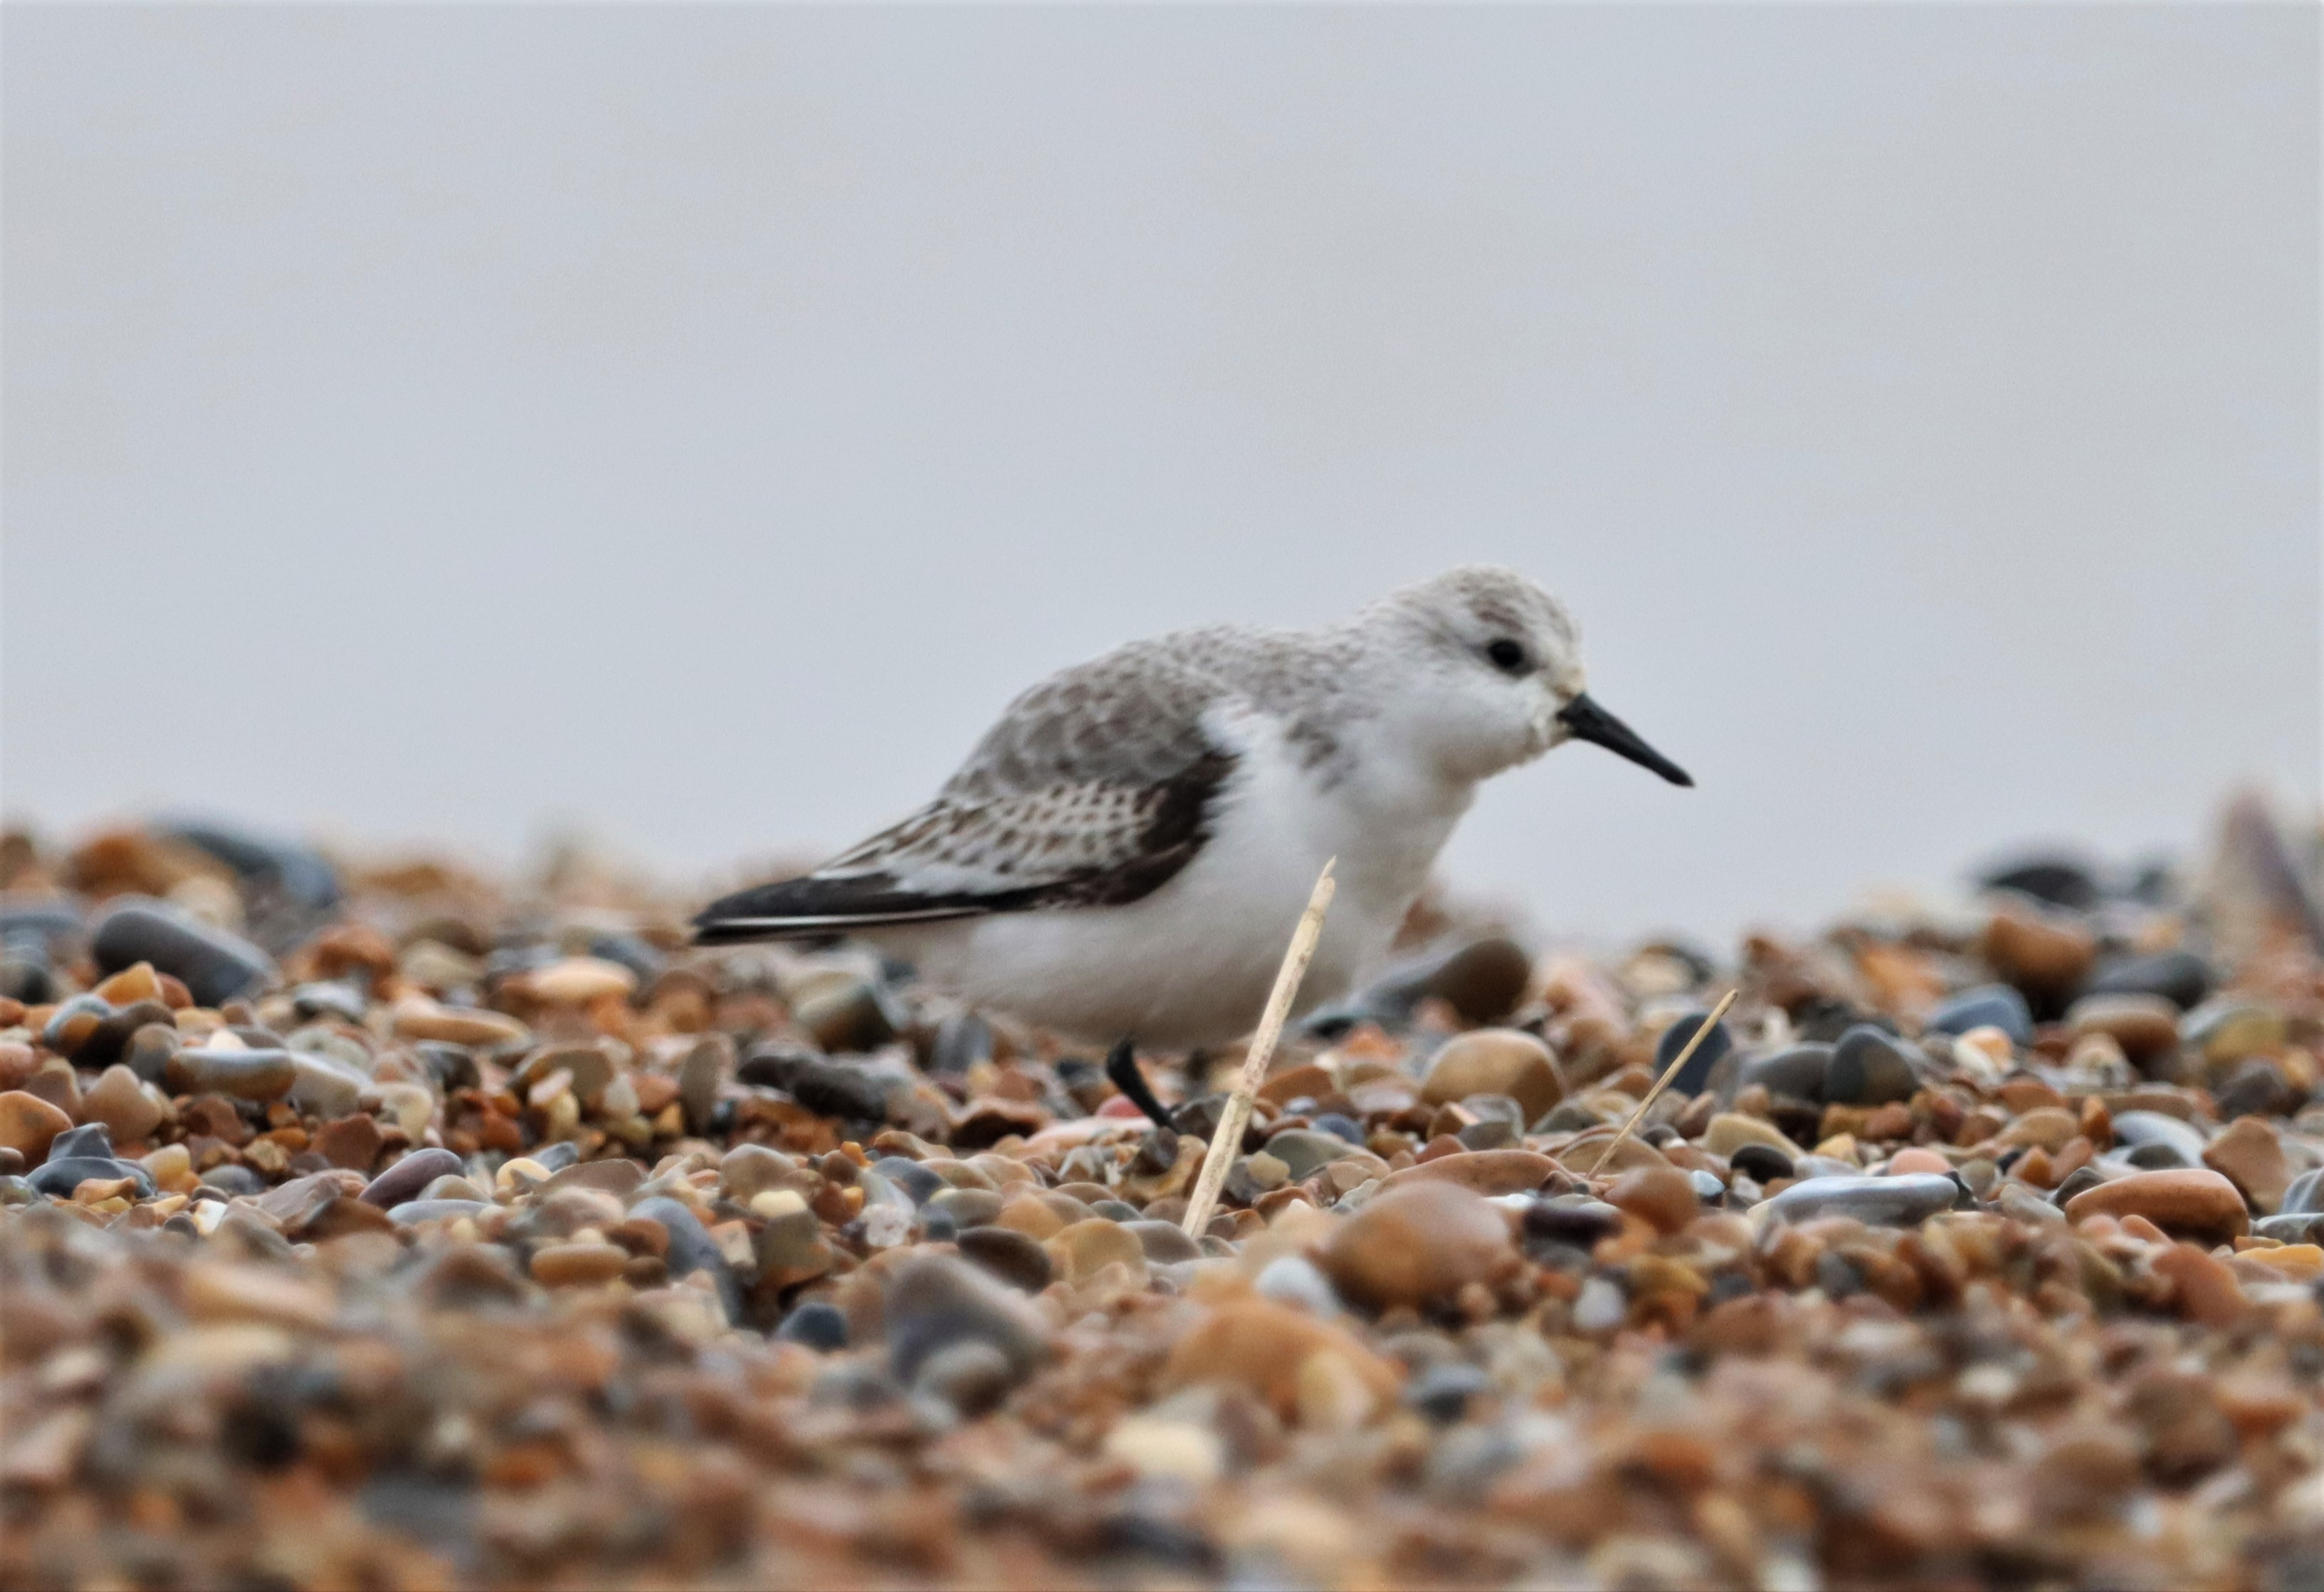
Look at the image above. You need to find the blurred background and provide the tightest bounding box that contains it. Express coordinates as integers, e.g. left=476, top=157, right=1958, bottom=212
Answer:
left=5, top=4, right=2317, bottom=946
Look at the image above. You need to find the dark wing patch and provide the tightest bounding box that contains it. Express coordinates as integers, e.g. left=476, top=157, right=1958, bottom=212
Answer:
left=689, top=748, right=1236, bottom=944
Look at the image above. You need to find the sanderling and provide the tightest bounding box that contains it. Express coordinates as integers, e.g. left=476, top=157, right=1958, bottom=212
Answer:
left=693, top=567, right=1691, bottom=1072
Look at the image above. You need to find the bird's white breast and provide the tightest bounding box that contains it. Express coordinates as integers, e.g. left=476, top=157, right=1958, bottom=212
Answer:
left=877, top=702, right=1474, bottom=1049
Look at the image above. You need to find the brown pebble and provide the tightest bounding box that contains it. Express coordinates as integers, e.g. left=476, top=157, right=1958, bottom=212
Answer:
left=1313, top=1181, right=1518, bottom=1310
left=1043, top=1218, right=1145, bottom=1284
left=1418, top=1030, right=1566, bottom=1124
left=2063, top=1169, right=2249, bottom=1245
left=531, top=1242, right=631, bottom=1287
left=0, top=1089, right=72, bottom=1161
left=2149, top=1242, right=2248, bottom=1326
left=2199, top=1116, right=2291, bottom=1214
left=1379, top=1148, right=1557, bottom=1197
left=312, top=1113, right=385, bottom=1173
left=1604, top=1163, right=1700, bottom=1235
left=1159, top=1299, right=1401, bottom=1423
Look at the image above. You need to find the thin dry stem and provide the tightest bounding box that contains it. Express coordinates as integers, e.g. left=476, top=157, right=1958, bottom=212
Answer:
left=1586, top=986, right=1739, bottom=1176
left=1178, top=859, right=1339, bottom=1240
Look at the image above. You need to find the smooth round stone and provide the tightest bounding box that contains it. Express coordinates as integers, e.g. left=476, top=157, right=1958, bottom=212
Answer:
left=1264, top=1128, right=1358, bottom=1183
left=419, top=1174, right=488, bottom=1202
left=2180, top=1000, right=2285, bottom=1067
left=1655, top=1010, right=1733, bottom=1096
left=1729, top=1143, right=1796, bottom=1183
left=2066, top=995, right=2182, bottom=1068
left=2062, top=1169, right=2249, bottom=1245
left=677, top=1035, right=728, bottom=1132
left=199, top=1164, right=266, bottom=1197
left=629, top=1196, right=738, bottom=1318
left=525, top=956, right=636, bottom=1006
left=41, top=994, right=112, bottom=1054
left=288, top=1052, right=367, bottom=1119
left=1122, top=1220, right=1200, bottom=1264
left=388, top=1198, right=493, bottom=1226
left=1402, top=937, right=1535, bottom=1025
left=792, top=979, right=903, bottom=1055
left=1927, top=985, right=2033, bottom=1047
left=1979, top=857, right=2101, bottom=912
left=776, top=1301, right=850, bottom=1351
left=2199, top=1119, right=2291, bottom=1213
left=1419, top=1030, right=1565, bottom=1124
left=391, top=999, right=529, bottom=1049
left=28, top=1156, right=156, bottom=1199
left=411, top=1042, right=481, bottom=1094
left=1980, top=906, right=2096, bottom=1002
left=1887, top=1147, right=1951, bottom=1177
left=530, top=1242, right=629, bottom=1286
left=1381, top=1149, right=1557, bottom=1198
left=913, top=1339, right=1017, bottom=1417
left=1825, top=1025, right=1918, bottom=1106
left=81, top=1065, right=165, bottom=1144
left=2086, top=949, right=2212, bottom=1011
left=2110, top=1111, right=2209, bottom=1166
left=1309, top=1112, right=1365, bottom=1146
left=1520, top=1195, right=1623, bottom=1249
left=1763, top=1173, right=1958, bottom=1227
left=1314, top=1181, right=1519, bottom=1310
left=719, top=1143, right=798, bottom=1200
left=122, top=1025, right=179, bottom=1086
left=360, top=1148, right=465, bottom=1208
left=167, top=1047, right=296, bottom=1101
left=0, top=1090, right=71, bottom=1161
left=1044, top=1218, right=1146, bottom=1284
left=90, top=899, right=275, bottom=1007
left=1738, top=1045, right=1832, bottom=1104
left=883, top=1255, right=1049, bottom=1386
left=1704, top=1114, right=1804, bottom=1161
left=956, top=1225, right=1054, bottom=1292
left=531, top=1141, right=580, bottom=1174
left=1999, top=1107, right=2081, bottom=1152
left=1604, top=1164, right=1700, bottom=1235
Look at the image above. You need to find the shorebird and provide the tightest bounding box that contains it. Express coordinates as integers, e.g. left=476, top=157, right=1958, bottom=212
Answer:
left=694, top=567, right=1691, bottom=1102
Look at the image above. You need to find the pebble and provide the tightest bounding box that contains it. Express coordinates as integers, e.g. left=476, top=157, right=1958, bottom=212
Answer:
left=1604, top=1164, right=1700, bottom=1235
left=359, top=1148, right=465, bottom=1208
left=1313, top=1182, right=1518, bottom=1310
left=1762, top=1174, right=1959, bottom=1227
left=166, top=1047, right=296, bottom=1101
left=1420, top=1029, right=1566, bottom=1124
left=956, top=1225, right=1055, bottom=1292
left=523, top=956, right=636, bottom=1006
left=1704, top=1113, right=1802, bottom=1160
left=1043, top=1217, right=1146, bottom=1284
left=2062, top=1169, right=2250, bottom=1245
left=1264, top=1128, right=1359, bottom=1182
left=2085, top=948, right=2212, bottom=1010
left=1380, top=1148, right=1556, bottom=1196
left=883, top=1256, right=1048, bottom=1386
left=79, top=1065, right=166, bottom=1144
left=2199, top=1118, right=2291, bottom=1213
left=89, top=899, right=275, bottom=1007
left=2066, top=993, right=2182, bottom=1069
left=776, top=1302, right=850, bottom=1351
left=1825, top=1024, right=1918, bottom=1106
left=1159, top=1300, right=1400, bottom=1423
left=1653, top=1010, right=1732, bottom=1096
left=1926, top=984, right=2033, bottom=1046
left=0, top=1090, right=72, bottom=1161
left=1738, top=1044, right=1831, bottom=1103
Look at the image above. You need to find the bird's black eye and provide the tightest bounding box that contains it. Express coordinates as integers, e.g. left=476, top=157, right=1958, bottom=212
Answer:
left=1486, top=639, right=1529, bottom=674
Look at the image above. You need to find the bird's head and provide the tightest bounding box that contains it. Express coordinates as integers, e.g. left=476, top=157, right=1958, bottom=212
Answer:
left=1367, top=565, right=1693, bottom=788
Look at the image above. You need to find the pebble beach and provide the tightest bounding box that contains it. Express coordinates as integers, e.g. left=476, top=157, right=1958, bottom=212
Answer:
left=2, top=810, right=2320, bottom=1591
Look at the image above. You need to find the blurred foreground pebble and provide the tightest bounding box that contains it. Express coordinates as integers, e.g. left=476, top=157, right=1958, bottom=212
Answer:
left=1, top=812, right=2323, bottom=1589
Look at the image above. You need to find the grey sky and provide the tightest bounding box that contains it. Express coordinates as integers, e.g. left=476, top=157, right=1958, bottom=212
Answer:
left=5, top=4, right=2317, bottom=946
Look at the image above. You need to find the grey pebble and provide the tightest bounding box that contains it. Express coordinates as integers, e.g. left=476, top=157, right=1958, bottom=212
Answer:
left=1763, top=1173, right=1958, bottom=1227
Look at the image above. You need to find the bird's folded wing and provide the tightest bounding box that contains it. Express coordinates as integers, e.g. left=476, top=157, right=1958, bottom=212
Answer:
left=691, top=644, right=1241, bottom=943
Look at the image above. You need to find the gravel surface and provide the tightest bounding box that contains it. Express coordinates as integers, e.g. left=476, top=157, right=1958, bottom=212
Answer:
left=2, top=817, right=2320, bottom=1589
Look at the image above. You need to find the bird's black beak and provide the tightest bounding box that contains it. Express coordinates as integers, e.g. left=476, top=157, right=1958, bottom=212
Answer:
left=1557, top=693, right=1693, bottom=787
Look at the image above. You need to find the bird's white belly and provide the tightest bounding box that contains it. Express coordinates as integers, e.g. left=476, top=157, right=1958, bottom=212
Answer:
left=879, top=722, right=1469, bottom=1049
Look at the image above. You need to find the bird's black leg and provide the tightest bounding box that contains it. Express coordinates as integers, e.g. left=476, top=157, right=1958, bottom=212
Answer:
left=1103, top=1037, right=1172, bottom=1126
